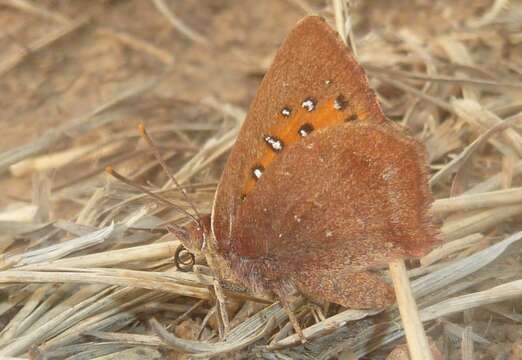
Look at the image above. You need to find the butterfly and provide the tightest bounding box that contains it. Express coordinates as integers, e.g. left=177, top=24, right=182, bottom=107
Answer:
left=174, top=16, right=439, bottom=338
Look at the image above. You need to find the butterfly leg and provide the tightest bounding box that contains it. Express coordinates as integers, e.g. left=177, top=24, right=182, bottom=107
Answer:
left=308, top=301, right=327, bottom=322
left=212, top=279, right=230, bottom=337
left=273, top=289, right=307, bottom=344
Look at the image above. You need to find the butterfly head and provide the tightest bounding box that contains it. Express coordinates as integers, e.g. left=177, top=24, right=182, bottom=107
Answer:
left=167, top=214, right=211, bottom=255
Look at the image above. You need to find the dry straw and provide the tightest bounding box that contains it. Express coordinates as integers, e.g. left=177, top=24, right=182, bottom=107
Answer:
left=0, top=0, right=521, bottom=359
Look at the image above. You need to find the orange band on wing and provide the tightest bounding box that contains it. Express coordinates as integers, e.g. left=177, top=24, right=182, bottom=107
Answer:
left=242, top=97, right=367, bottom=197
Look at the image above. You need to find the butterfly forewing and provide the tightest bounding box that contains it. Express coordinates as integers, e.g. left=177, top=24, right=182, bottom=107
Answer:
left=212, top=16, right=387, bottom=250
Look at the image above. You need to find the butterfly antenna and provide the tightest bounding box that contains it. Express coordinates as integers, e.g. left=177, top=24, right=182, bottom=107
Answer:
left=138, top=123, right=202, bottom=222
left=105, top=166, right=198, bottom=223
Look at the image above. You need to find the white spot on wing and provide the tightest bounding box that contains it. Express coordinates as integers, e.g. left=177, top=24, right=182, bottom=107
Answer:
left=281, top=107, right=291, bottom=117
left=253, top=167, right=263, bottom=179
left=301, top=98, right=316, bottom=112
left=264, top=135, right=284, bottom=151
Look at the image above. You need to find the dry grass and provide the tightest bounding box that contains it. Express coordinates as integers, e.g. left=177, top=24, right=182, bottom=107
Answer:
left=0, top=0, right=521, bottom=359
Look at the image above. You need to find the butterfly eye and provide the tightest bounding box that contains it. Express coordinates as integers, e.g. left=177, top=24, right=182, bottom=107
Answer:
left=301, top=97, right=317, bottom=112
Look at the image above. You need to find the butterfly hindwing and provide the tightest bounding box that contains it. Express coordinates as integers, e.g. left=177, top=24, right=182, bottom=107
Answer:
left=231, top=121, right=437, bottom=307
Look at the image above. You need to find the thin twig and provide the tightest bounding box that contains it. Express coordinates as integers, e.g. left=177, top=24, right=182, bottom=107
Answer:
left=389, top=259, right=433, bottom=360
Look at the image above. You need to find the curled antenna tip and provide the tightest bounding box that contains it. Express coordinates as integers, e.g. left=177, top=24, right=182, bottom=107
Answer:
left=138, top=122, right=146, bottom=135
left=105, top=165, right=114, bottom=174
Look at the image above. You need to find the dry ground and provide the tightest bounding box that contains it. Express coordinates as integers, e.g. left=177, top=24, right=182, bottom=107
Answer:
left=0, top=0, right=521, bottom=359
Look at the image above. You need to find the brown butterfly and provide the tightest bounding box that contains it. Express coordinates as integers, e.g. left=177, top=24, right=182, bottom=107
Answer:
left=175, top=16, right=439, bottom=337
